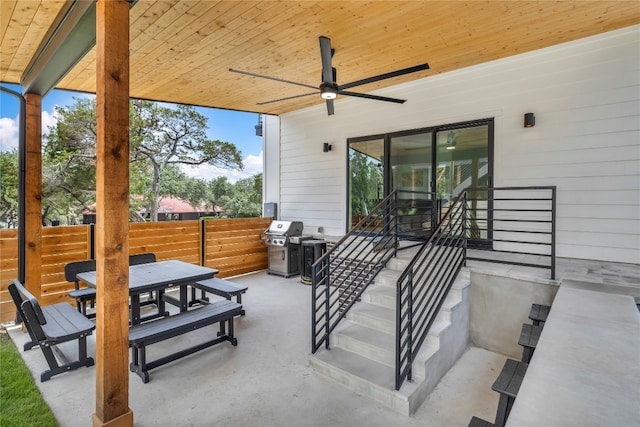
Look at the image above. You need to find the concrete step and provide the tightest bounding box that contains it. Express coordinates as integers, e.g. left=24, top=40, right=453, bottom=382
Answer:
left=347, top=303, right=395, bottom=334
left=334, top=321, right=395, bottom=367
left=310, top=263, right=471, bottom=416
left=309, top=347, right=413, bottom=415
left=361, top=284, right=396, bottom=309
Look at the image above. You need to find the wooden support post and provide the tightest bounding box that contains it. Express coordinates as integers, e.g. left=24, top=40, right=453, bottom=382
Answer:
left=24, top=93, right=42, bottom=299
left=93, top=1, right=133, bottom=426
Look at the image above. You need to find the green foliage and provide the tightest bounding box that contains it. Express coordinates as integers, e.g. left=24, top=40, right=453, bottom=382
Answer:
left=0, top=149, right=19, bottom=227
left=350, top=151, right=382, bottom=215
left=219, top=174, right=262, bottom=218
left=38, top=97, right=247, bottom=224
left=0, top=332, right=58, bottom=426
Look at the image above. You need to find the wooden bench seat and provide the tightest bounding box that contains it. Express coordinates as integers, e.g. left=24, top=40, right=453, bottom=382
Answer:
left=8, top=279, right=95, bottom=382
left=518, top=323, right=543, bottom=363
left=491, top=358, right=528, bottom=427
left=129, top=300, right=242, bottom=383
left=528, top=303, right=550, bottom=325
left=468, top=416, right=495, bottom=427
left=190, top=278, right=248, bottom=315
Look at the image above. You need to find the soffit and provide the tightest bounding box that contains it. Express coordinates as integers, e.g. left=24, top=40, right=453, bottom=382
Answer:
left=2, top=1, right=639, bottom=115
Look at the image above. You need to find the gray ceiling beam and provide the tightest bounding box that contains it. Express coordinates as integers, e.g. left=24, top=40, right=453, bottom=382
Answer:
left=21, top=0, right=136, bottom=97
left=21, top=0, right=97, bottom=96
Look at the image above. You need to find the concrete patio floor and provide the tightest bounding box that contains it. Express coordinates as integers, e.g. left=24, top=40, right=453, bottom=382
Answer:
left=6, top=255, right=639, bottom=426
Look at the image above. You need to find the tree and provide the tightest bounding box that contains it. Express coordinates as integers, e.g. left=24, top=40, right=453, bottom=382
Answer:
left=43, top=98, right=244, bottom=222
left=350, top=151, right=382, bottom=215
left=131, top=100, right=243, bottom=221
left=222, top=174, right=262, bottom=218
left=0, top=149, right=19, bottom=227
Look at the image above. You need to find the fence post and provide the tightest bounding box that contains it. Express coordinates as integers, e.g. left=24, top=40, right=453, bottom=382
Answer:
left=200, top=219, right=206, bottom=266
left=90, top=223, right=95, bottom=259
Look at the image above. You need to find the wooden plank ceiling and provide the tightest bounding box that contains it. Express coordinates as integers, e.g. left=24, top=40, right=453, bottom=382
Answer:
left=2, top=1, right=639, bottom=115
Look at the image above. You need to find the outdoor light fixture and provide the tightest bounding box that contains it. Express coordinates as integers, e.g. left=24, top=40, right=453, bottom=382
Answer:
left=445, top=130, right=458, bottom=150
left=323, top=143, right=332, bottom=152
left=320, top=85, right=337, bottom=99
left=524, top=113, right=536, bottom=128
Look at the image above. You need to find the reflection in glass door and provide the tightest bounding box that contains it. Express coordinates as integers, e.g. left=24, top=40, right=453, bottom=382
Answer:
left=348, top=139, right=384, bottom=229
left=436, top=125, right=491, bottom=245
left=347, top=119, right=493, bottom=245
left=390, top=132, right=434, bottom=238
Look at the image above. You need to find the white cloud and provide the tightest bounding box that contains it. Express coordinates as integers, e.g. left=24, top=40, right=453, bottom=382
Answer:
left=0, top=108, right=60, bottom=151
left=181, top=151, right=264, bottom=183
left=41, top=108, right=61, bottom=136
left=0, top=116, right=19, bottom=151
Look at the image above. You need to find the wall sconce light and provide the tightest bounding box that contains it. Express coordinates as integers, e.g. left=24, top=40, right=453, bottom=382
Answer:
left=323, top=143, right=332, bottom=152
left=524, top=113, right=535, bottom=128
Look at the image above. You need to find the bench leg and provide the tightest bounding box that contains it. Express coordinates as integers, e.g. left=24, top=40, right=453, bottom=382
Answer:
left=236, top=294, right=245, bottom=316
left=130, top=344, right=150, bottom=383
left=522, top=346, right=534, bottom=364
left=227, top=318, right=237, bottom=346
left=38, top=336, right=95, bottom=382
left=494, top=395, right=514, bottom=427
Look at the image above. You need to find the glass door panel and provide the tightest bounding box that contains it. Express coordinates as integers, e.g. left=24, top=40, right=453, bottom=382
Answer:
left=435, top=125, right=490, bottom=244
left=349, top=139, right=384, bottom=230
left=390, top=132, right=434, bottom=237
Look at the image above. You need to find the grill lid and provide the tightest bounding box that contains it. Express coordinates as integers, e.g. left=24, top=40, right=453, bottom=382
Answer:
left=264, top=220, right=303, bottom=236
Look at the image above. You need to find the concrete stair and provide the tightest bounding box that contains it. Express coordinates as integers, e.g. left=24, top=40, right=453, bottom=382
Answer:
left=309, top=251, right=470, bottom=416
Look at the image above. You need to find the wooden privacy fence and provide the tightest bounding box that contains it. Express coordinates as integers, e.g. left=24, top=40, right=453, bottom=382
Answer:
left=0, top=217, right=271, bottom=323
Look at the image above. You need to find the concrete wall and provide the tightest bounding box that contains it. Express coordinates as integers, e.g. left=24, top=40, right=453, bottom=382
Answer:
left=266, top=25, right=640, bottom=264
left=469, top=271, right=559, bottom=358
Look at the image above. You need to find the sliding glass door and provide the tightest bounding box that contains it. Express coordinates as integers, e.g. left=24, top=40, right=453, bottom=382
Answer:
left=348, top=119, right=493, bottom=245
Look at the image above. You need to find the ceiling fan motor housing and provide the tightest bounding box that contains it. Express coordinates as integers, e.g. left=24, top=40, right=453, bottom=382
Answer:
left=320, top=84, right=337, bottom=99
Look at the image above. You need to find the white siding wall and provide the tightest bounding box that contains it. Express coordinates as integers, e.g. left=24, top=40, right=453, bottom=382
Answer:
left=271, top=25, right=640, bottom=264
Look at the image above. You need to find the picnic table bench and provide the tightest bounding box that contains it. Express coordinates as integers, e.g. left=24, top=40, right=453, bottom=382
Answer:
left=491, top=358, right=528, bottom=427
left=8, top=279, right=95, bottom=382
left=518, top=323, right=543, bottom=363
left=128, top=300, right=242, bottom=383
left=190, top=278, right=248, bottom=315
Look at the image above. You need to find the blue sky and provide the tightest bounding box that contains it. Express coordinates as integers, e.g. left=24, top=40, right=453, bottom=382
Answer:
left=0, top=84, right=263, bottom=183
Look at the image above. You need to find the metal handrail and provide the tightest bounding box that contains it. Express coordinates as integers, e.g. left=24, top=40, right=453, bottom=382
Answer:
left=395, top=186, right=556, bottom=390
left=395, top=191, right=467, bottom=389
left=311, top=191, right=399, bottom=353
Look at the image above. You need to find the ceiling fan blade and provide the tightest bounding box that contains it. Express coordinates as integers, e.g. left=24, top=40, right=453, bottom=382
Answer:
left=339, top=63, right=430, bottom=90
left=256, top=92, right=317, bottom=105
left=319, top=36, right=334, bottom=84
left=326, top=99, right=334, bottom=115
left=338, top=90, right=406, bottom=104
left=229, top=68, right=317, bottom=90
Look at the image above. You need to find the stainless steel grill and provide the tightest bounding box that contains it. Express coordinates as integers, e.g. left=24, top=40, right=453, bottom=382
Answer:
left=262, top=220, right=304, bottom=277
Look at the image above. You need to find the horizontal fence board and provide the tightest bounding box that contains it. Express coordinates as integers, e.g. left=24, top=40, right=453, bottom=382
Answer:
left=0, top=218, right=269, bottom=322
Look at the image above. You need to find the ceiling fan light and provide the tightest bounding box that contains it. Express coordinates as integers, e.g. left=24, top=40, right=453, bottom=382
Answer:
left=320, top=86, right=337, bottom=99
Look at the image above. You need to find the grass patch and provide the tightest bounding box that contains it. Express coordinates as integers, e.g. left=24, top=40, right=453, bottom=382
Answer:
left=0, top=329, right=58, bottom=426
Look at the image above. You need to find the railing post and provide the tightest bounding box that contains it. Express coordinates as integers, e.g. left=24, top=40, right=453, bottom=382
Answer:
left=551, top=186, right=556, bottom=280
left=324, top=262, right=330, bottom=349
left=407, top=269, right=413, bottom=382
left=462, top=191, right=467, bottom=266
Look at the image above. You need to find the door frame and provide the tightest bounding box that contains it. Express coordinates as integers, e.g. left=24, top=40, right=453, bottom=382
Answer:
left=346, top=118, right=494, bottom=245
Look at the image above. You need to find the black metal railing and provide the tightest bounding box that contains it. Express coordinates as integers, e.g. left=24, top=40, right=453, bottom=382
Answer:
left=464, top=186, right=556, bottom=279
left=311, top=192, right=399, bottom=353
left=395, top=191, right=467, bottom=390
left=394, top=185, right=556, bottom=390
left=310, top=185, right=556, bottom=390
left=311, top=190, right=438, bottom=353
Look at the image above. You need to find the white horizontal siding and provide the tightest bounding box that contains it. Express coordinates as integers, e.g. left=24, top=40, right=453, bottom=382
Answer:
left=272, top=25, right=640, bottom=263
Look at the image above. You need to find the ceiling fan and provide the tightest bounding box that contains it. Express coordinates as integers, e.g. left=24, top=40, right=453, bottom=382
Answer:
left=230, top=36, right=429, bottom=115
